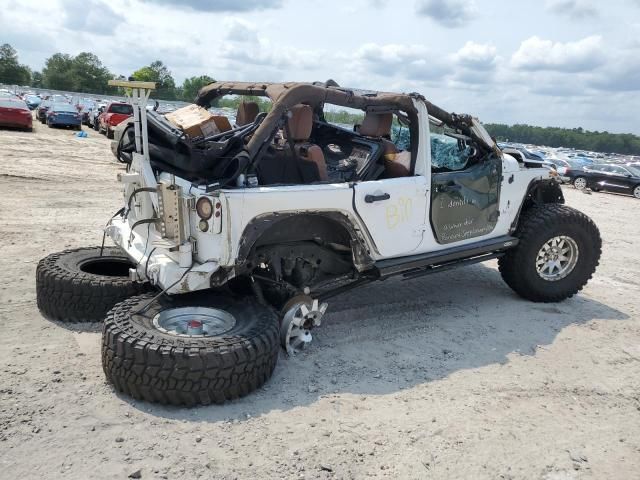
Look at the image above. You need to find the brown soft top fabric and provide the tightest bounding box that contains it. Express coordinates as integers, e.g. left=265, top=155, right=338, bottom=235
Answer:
left=194, top=80, right=498, bottom=158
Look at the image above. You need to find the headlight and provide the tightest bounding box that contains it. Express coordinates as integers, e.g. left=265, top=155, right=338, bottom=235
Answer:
left=196, top=196, right=213, bottom=220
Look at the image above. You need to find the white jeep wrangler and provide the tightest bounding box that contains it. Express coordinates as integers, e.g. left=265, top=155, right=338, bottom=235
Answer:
left=36, top=81, right=601, bottom=406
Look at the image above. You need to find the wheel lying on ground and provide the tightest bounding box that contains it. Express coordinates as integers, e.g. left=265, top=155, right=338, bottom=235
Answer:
left=101, top=292, right=280, bottom=406
left=36, top=246, right=152, bottom=322
left=499, top=204, right=601, bottom=303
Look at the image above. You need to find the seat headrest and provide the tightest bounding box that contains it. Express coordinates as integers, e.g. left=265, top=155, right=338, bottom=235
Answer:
left=359, top=112, right=393, bottom=137
left=285, top=104, right=313, bottom=141
left=236, top=101, right=259, bottom=126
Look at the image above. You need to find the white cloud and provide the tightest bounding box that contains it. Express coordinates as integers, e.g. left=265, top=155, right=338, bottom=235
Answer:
left=224, top=18, right=259, bottom=43
left=511, top=35, right=605, bottom=72
left=63, top=0, right=125, bottom=36
left=355, top=43, right=451, bottom=80
left=454, top=42, right=497, bottom=70
left=545, top=0, right=598, bottom=18
left=416, top=0, right=478, bottom=28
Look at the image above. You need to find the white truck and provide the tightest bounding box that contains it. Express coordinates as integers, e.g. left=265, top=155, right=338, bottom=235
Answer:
left=36, top=81, right=601, bottom=406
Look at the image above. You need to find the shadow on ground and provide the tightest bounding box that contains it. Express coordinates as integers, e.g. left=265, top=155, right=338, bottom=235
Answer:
left=116, top=262, right=627, bottom=421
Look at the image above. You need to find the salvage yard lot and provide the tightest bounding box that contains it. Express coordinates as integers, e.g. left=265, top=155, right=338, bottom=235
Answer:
left=0, top=122, right=639, bottom=479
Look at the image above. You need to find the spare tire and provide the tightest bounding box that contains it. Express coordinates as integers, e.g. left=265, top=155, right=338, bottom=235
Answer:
left=36, top=247, right=152, bottom=322
left=101, top=292, right=280, bottom=406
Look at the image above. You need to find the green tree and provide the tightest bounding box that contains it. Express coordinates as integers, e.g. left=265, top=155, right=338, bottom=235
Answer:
left=42, top=53, right=75, bottom=90
left=0, top=44, right=31, bottom=85
left=484, top=123, right=640, bottom=155
left=31, top=71, right=43, bottom=88
left=70, top=52, right=112, bottom=93
left=132, top=60, right=176, bottom=100
left=181, top=75, right=215, bottom=102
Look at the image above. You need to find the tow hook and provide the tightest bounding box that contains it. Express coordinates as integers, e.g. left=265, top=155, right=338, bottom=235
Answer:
left=280, top=296, right=328, bottom=355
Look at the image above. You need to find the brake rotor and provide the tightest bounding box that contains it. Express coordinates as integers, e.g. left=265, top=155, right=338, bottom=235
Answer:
left=280, top=296, right=328, bottom=355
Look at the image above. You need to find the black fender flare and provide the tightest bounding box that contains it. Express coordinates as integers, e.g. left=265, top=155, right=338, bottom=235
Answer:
left=510, top=178, right=564, bottom=233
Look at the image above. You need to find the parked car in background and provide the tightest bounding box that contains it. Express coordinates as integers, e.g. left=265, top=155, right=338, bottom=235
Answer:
left=46, top=102, right=82, bottom=130
left=0, top=98, right=33, bottom=131
left=75, top=98, right=97, bottom=125
left=569, top=163, right=640, bottom=198
left=98, top=102, right=133, bottom=138
left=89, top=103, right=107, bottom=129
left=24, top=94, right=41, bottom=110
left=36, top=100, right=54, bottom=123
left=549, top=158, right=586, bottom=183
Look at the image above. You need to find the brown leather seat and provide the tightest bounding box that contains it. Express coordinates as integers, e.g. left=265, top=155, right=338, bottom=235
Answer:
left=359, top=112, right=409, bottom=178
left=284, top=104, right=328, bottom=181
left=236, top=101, right=259, bottom=126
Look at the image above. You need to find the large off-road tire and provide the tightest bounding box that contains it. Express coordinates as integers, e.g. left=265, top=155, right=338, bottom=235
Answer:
left=36, top=247, right=151, bottom=322
left=102, top=293, right=280, bottom=406
left=499, top=204, right=601, bottom=302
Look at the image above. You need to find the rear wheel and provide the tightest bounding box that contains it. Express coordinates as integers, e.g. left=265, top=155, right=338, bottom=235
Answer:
left=106, top=126, right=114, bottom=139
left=499, top=204, right=601, bottom=302
left=102, top=293, right=280, bottom=406
left=633, top=185, right=640, bottom=199
left=573, top=176, right=587, bottom=190
left=36, top=247, right=152, bottom=322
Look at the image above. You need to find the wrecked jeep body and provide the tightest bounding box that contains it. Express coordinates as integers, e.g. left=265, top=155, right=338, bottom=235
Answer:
left=109, top=81, right=550, bottom=299
left=37, top=80, right=601, bottom=406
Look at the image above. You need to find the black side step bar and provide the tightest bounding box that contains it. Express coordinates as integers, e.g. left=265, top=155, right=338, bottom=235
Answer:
left=375, top=235, right=519, bottom=279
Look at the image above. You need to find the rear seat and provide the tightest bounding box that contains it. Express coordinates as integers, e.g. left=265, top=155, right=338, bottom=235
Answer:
left=235, top=101, right=259, bottom=126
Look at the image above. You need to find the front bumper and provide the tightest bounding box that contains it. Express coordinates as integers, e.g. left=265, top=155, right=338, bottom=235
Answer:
left=106, top=217, right=220, bottom=294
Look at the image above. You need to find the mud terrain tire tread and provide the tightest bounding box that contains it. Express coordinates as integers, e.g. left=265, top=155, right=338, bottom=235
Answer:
left=499, top=204, right=601, bottom=302
left=102, top=293, right=280, bottom=406
left=36, top=247, right=152, bottom=322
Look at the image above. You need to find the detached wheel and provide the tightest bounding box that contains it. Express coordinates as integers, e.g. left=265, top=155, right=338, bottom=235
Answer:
left=499, top=204, right=601, bottom=302
left=573, top=176, right=587, bottom=190
left=36, top=247, right=152, bottom=322
left=102, top=293, right=280, bottom=406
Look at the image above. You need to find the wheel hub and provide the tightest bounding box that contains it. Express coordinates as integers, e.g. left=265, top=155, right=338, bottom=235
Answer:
left=152, top=307, right=236, bottom=337
left=535, top=235, right=579, bottom=281
left=280, top=297, right=328, bottom=355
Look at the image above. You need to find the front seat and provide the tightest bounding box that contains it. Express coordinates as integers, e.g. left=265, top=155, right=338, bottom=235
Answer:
left=359, top=112, right=409, bottom=178
left=284, top=104, right=328, bottom=181
left=235, top=101, right=259, bottom=126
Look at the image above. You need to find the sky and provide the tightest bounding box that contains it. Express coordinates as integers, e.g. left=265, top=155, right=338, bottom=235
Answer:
left=1, top=0, right=639, bottom=134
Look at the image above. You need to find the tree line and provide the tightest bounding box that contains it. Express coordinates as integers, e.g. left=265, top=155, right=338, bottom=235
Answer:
left=0, top=43, right=213, bottom=102
left=484, top=123, right=640, bottom=156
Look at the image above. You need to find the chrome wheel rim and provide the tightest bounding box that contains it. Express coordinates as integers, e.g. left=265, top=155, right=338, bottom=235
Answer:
left=574, top=177, right=586, bottom=189
left=536, top=236, right=579, bottom=281
left=634, top=186, right=640, bottom=199
left=152, top=307, right=236, bottom=337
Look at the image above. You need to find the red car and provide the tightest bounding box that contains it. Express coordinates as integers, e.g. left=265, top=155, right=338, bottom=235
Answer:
left=0, top=98, right=33, bottom=131
left=98, top=102, right=133, bottom=138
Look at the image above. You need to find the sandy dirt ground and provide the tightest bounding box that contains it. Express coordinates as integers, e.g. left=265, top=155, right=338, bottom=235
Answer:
left=0, top=119, right=639, bottom=480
